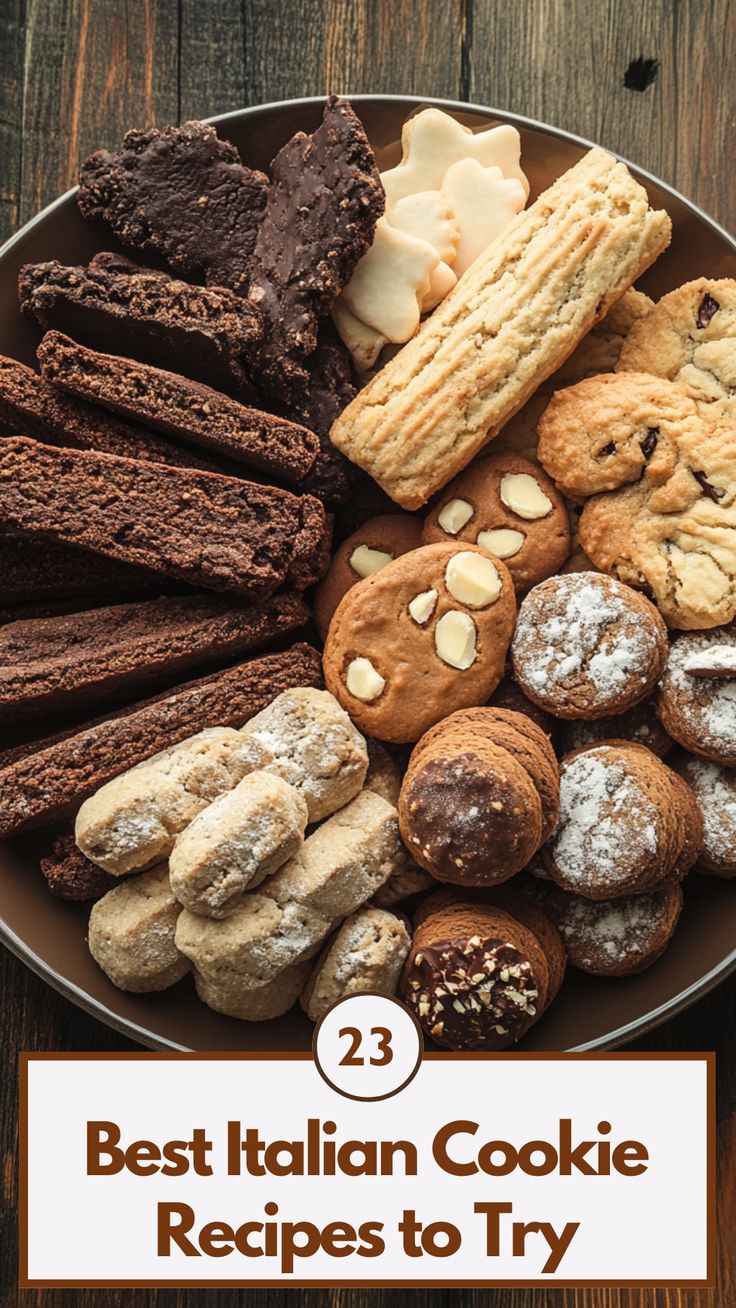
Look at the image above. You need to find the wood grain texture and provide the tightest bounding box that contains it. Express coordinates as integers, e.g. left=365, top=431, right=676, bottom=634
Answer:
left=1, top=0, right=735, bottom=1303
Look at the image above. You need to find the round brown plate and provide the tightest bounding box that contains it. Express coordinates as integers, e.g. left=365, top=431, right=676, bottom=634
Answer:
left=1, top=95, right=734, bottom=1052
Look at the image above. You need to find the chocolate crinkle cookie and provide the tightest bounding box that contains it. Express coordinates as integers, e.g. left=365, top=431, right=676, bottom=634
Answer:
left=511, top=572, right=668, bottom=720
left=78, top=120, right=269, bottom=292
left=658, top=624, right=736, bottom=767
left=245, top=96, right=384, bottom=401
left=543, top=881, right=684, bottom=976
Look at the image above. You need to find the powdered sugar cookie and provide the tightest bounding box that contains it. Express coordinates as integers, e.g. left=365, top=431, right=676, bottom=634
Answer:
left=314, top=513, right=423, bottom=639
left=422, top=452, right=571, bottom=591
left=88, top=864, right=189, bottom=992
left=547, top=743, right=682, bottom=898
left=544, top=881, right=683, bottom=976
left=323, top=542, right=517, bottom=743
left=511, top=573, right=668, bottom=719
left=300, top=906, right=411, bottom=1021
left=676, top=756, right=736, bottom=878
left=658, top=625, right=736, bottom=767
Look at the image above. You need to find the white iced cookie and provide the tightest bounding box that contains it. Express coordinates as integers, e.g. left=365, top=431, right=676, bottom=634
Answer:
left=331, top=297, right=387, bottom=372
left=422, top=260, right=457, bottom=312
left=389, top=191, right=460, bottom=264
left=441, top=158, right=527, bottom=276
left=381, top=107, right=529, bottom=205
left=339, top=216, right=440, bottom=343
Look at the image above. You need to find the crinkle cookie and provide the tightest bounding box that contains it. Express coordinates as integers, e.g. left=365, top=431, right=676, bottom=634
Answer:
left=175, top=789, right=406, bottom=987
left=75, top=727, right=271, bottom=875
left=169, top=772, right=308, bottom=918
left=195, top=958, right=312, bottom=1022
left=422, top=452, right=571, bottom=591
left=313, top=514, right=423, bottom=639
left=546, top=743, right=684, bottom=898
left=617, top=278, right=736, bottom=419
left=400, top=902, right=550, bottom=1050
left=301, top=907, right=411, bottom=1021
left=511, top=572, right=668, bottom=719
left=559, top=697, right=673, bottom=757
left=537, top=371, right=736, bottom=629
left=88, top=864, right=189, bottom=992
left=240, top=687, right=368, bottom=822
left=675, top=755, right=736, bottom=878
left=658, top=625, right=736, bottom=766
left=323, top=542, right=516, bottom=743
left=544, top=880, right=683, bottom=976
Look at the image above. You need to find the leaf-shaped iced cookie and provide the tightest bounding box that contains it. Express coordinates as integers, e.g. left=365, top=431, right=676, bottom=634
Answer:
left=441, top=159, right=527, bottom=276
left=381, top=107, right=529, bottom=206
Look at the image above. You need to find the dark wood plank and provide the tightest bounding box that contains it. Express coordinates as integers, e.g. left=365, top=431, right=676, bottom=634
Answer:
left=179, top=0, right=246, bottom=120
left=468, top=0, right=736, bottom=229
left=20, top=0, right=179, bottom=224
left=0, top=0, right=25, bottom=244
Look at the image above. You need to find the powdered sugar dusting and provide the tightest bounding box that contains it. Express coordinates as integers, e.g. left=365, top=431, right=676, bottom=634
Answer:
left=513, top=573, right=657, bottom=705
left=551, top=888, right=671, bottom=968
left=552, top=747, right=659, bottom=890
left=666, top=629, right=736, bottom=754
left=681, top=758, right=736, bottom=862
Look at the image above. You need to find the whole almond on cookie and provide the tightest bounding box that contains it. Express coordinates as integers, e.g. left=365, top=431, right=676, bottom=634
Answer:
left=313, top=513, right=423, bottom=639
left=323, top=542, right=516, bottom=743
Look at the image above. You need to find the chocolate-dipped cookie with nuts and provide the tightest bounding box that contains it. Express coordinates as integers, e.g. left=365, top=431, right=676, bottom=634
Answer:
left=422, top=452, right=571, bottom=590
left=322, top=542, right=517, bottom=742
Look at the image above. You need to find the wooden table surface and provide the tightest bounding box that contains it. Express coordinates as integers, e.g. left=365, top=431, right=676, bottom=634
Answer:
left=1, top=0, right=735, bottom=1303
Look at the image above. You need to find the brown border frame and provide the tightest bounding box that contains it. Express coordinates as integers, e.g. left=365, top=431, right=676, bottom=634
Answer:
left=18, top=1050, right=715, bottom=1290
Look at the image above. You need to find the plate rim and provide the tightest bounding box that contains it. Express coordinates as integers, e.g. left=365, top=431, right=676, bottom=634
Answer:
left=1, top=92, right=735, bottom=1053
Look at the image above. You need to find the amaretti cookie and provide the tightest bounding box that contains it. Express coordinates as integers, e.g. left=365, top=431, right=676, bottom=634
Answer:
left=422, top=453, right=571, bottom=590
left=537, top=371, right=736, bottom=629
left=300, top=907, right=411, bottom=1022
left=313, top=514, right=423, bottom=639
left=617, top=277, right=736, bottom=419
left=169, top=772, right=309, bottom=918
left=546, top=743, right=685, bottom=898
left=0, top=437, right=330, bottom=598
left=323, top=542, right=517, bottom=743
left=0, top=643, right=322, bottom=839
left=330, top=147, right=670, bottom=509
left=675, top=756, right=736, bottom=878
left=511, top=573, right=668, bottom=719
left=658, top=626, right=736, bottom=767
left=363, top=738, right=404, bottom=807
left=544, top=880, right=684, bottom=976
left=88, top=864, right=190, bottom=993
left=175, top=790, right=405, bottom=987
left=76, top=728, right=272, bottom=875
left=240, top=687, right=368, bottom=822
left=399, top=711, right=556, bottom=886
left=371, top=863, right=434, bottom=908
left=400, top=902, right=550, bottom=1050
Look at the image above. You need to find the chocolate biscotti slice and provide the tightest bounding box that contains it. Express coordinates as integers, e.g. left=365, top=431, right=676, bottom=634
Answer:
left=78, top=120, right=269, bottom=293
left=19, top=261, right=262, bottom=400
left=0, top=355, right=215, bottom=471
left=0, top=438, right=330, bottom=597
left=40, top=832, right=117, bottom=901
left=0, top=590, right=309, bottom=722
left=0, top=528, right=169, bottom=605
left=0, top=642, right=322, bottom=836
left=331, top=147, right=672, bottom=509
left=38, top=332, right=318, bottom=482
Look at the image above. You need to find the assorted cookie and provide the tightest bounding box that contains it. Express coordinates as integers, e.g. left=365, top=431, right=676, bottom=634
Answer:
left=511, top=573, right=668, bottom=719
left=7, top=98, right=736, bottom=1047
left=323, top=542, right=517, bottom=742
left=422, top=453, right=571, bottom=590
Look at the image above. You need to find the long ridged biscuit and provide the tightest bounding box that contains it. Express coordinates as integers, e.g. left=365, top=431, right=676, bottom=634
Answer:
left=330, top=148, right=671, bottom=509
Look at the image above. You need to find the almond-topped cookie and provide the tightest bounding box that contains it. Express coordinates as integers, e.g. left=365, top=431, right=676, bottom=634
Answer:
left=658, top=625, right=736, bottom=767
left=422, top=453, right=571, bottom=590
left=314, top=513, right=423, bottom=639
left=323, top=542, right=517, bottom=743
left=511, top=572, right=668, bottom=719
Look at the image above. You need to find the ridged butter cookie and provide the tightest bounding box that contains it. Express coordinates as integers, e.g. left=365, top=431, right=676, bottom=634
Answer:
left=323, top=543, right=516, bottom=743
